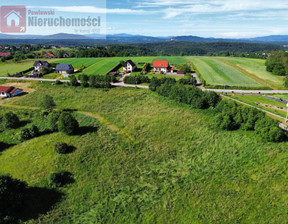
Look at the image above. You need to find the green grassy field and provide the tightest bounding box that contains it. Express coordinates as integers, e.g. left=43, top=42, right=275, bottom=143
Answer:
left=0, top=60, right=34, bottom=77
left=82, top=58, right=122, bottom=75
left=1, top=83, right=288, bottom=223
left=218, top=57, right=284, bottom=89
left=53, top=58, right=103, bottom=69
left=188, top=56, right=263, bottom=88
left=229, top=94, right=287, bottom=118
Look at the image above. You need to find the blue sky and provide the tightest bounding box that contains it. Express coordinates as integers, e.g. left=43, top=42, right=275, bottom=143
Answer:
left=3, top=0, right=288, bottom=38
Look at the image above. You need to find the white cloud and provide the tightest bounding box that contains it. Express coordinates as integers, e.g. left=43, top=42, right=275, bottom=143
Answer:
left=28, top=6, right=149, bottom=15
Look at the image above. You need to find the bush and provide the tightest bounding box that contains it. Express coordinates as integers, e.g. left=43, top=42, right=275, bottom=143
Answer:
left=0, top=174, right=27, bottom=221
left=79, top=74, right=89, bottom=87
left=69, top=75, right=78, bottom=86
left=255, top=117, right=286, bottom=142
left=54, top=142, right=69, bottom=154
left=40, top=95, right=56, bottom=111
left=47, top=111, right=61, bottom=132
left=124, top=75, right=150, bottom=84
left=2, top=113, right=19, bottom=129
left=47, top=171, right=73, bottom=187
left=57, top=112, right=79, bottom=135
left=17, top=125, right=39, bottom=142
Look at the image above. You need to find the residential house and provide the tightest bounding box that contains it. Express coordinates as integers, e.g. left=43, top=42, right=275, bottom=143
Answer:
left=153, top=60, right=170, bottom=74
left=55, top=64, right=74, bottom=78
left=63, top=52, right=70, bottom=58
left=0, top=52, right=11, bottom=57
left=0, top=86, right=22, bottom=98
left=52, top=45, right=61, bottom=49
left=33, top=61, right=49, bottom=72
left=123, top=60, right=137, bottom=72
left=43, top=52, right=55, bottom=58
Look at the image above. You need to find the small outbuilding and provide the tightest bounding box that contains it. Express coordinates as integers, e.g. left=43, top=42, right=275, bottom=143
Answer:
left=0, top=86, right=22, bottom=98
left=177, top=70, right=185, bottom=75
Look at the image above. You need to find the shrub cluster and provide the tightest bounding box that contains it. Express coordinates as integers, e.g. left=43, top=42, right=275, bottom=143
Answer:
left=265, top=51, right=288, bottom=76
left=141, top=63, right=151, bottom=74
left=149, top=77, right=177, bottom=91
left=214, top=101, right=286, bottom=142
left=17, top=125, right=39, bottom=142
left=57, top=112, right=79, bottom=135
left=155, top=81, right=221, bottom=109
left=47, top=171, right=73, bottom=187
left=71, top=74, right=115, bottom=88
left=123, top=75, right=151, bottom=84
left=54, top=142, right=70, bottom=154
left=1, top=113, right=20, bottom=129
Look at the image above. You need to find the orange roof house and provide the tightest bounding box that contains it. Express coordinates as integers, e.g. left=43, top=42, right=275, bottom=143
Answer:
left=43, top=52, right=55, bottom=58
left=153, top=60, right=170, bottom=74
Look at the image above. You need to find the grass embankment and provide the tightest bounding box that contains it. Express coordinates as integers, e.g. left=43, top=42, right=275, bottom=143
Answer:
left=1, top=83, right=288, bottom=222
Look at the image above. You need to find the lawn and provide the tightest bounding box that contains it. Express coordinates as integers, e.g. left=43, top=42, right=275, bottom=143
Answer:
left=0, top=60, right=35, bottom=77
left=53, top=58, right=103, bottom=69
left=229, top=94, right=287, bottom=118
left=2, top=83, right=288, bottom=222
left=218, top=57, right=284, bottom=89
left=188, top=56, right=263, bottom=88
left=82, top=57, right=122, bottom=75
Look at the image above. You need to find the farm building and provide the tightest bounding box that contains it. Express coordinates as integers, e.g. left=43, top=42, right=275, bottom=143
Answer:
left=0, top=52, right=11, bottom=57
left=56, top=64, right=74, bottom=78
left=0, top=86, right=22, bottom=98
left=153, top=60, right=170, bottom=74
left=177, top=70, right=185, bottom=75
left=43, top=52, right=55, bottom=58
left=34, top=61, right=49, bottom=72
left=123, top=60, right=137, bottom=72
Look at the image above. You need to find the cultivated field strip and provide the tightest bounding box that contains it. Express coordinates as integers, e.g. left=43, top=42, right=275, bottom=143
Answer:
left=188, top=56, right=263, bottom=88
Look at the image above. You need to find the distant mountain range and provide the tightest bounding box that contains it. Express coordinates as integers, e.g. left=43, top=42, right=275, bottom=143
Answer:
left=1, top=33, right=288, bottom=45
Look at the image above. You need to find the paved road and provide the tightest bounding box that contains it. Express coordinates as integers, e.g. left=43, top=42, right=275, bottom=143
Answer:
left=2, top=76, right=288, bottom=93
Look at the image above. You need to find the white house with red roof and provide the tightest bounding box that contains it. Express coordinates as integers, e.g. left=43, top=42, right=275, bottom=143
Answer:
left=0, top=86, right=22, bottom=98
left=153, top=60, right=170, bottom=74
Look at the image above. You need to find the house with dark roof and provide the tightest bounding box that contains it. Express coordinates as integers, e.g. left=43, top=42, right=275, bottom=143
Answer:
left=0, top=86, right=22, bottom=98
left=153, top=60, right=170, bottom=74
left=123, top=60, right=137, bottom=72
left=34, top=61, right=49, bottom=72
left=55, top=64, right=74, bottom=78
left=43, top=52, right=55, bottom=58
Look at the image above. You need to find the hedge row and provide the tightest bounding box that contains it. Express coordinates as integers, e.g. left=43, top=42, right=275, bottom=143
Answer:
left=214, top=100, right=286, bottom=142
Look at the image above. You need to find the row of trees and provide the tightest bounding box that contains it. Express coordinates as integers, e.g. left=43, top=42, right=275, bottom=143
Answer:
left=150, top=77, right=221, bottom=109
left=123, top=75, right=151, bottom=84
left=265, top=51, right=288, bottom=76
left=70, top=75, right=115, bottom=88
left=214, top=100, right=286, bottom=142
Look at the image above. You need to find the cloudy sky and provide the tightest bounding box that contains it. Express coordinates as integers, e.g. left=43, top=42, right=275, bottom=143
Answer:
left=4, top=0, right=288, bottom=37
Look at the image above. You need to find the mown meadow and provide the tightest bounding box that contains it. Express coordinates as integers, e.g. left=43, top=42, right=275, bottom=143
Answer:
left=1, top=82, right=288, bottom=223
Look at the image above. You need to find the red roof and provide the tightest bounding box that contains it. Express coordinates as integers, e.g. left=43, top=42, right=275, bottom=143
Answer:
left=0, top=52, right=11, bottom=57
left=153, top=60, right=169, bottom=68
left=43, top=52, right=55, bottom=57
left=0, top=86, right=14, bottom=93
